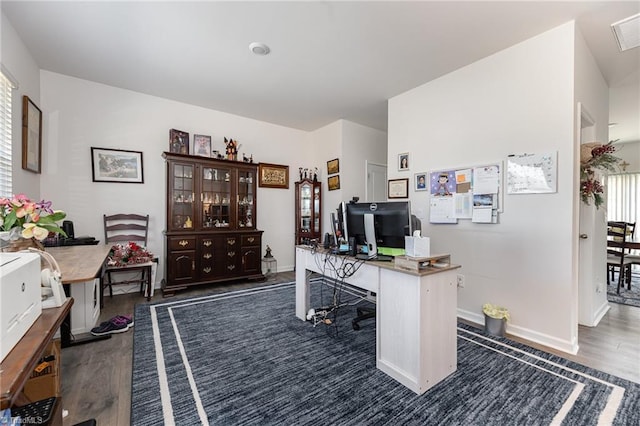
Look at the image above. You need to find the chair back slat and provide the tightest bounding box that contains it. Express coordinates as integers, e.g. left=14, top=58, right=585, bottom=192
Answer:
left=104, top=214, right=149, bottom=246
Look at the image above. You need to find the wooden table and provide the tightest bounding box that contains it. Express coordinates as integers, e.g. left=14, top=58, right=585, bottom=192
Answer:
left=46, top=245, right=112, bottom=347
left=0, top=299, right=73, bottom=410
left=46, top=245, right=112, bottom=283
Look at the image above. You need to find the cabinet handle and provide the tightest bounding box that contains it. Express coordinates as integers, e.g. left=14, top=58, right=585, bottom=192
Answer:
left=228, top=251, right=235, bottom=257
left=227, top=265, right=235, bottom=271
left=179, top=240, right=189, bottom=247
left=247, top=237, right=254, bottom=243
left=204, top=240, right=212, bottom=247
left=203, top=253, right=212, bottom=259
left=192, top=261, right=195, bottom=270
left=228, top=239, right=236, bottom=245
left=203, top=267, right=211, bottom=273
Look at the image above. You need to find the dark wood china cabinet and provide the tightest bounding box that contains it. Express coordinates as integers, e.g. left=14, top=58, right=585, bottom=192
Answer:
left=295, top=179, right=322, bottom=245
left=162, top=152, right=263, bottom=295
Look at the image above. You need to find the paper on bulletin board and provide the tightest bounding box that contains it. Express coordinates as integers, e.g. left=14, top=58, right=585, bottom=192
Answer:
left=430, top=196, right=457, bottom=223
left=506, top=152, right=557, bottom=194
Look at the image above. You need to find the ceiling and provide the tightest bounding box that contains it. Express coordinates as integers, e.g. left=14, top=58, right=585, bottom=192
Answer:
left=2, top=1, right=639, bottom=143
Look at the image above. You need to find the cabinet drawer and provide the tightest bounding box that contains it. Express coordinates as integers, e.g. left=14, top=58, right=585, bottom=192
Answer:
left=200, top=237, right=215, bottom=250
left=225, top=237, right=238, bottom=247
left=169, top=237, right=196, bottom=250
left=241, top=234, right=261, bottom=246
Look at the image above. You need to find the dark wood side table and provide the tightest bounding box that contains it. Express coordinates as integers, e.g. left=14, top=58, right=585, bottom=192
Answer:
left=0, top=299, right=73, bottom=418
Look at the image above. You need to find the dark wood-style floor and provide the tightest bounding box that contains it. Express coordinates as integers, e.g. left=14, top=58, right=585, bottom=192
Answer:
left=60, top=272, right=640, bottom=425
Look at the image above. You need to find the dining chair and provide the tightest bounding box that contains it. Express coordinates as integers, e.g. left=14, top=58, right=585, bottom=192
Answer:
left=102, top=214, right=154, bottom=305
left=624, top=222, right=640, bottom=280
left=607, top=221, right=632, bottom=294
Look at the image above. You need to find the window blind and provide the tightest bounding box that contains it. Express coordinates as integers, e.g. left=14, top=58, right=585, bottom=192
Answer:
left=607, top=172, right=640, bottom=226
left=0, top=70, right=14, bottom=198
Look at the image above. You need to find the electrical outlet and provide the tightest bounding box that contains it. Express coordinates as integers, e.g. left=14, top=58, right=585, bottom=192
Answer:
left=457, top=274, right=465, bottom=288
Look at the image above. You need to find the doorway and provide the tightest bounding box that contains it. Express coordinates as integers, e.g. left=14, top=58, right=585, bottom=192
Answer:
left=577, top=102, right=608, bottom=326
left=365, top=161, right=387, bottom=202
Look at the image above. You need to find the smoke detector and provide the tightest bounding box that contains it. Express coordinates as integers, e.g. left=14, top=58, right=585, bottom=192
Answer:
left=611, top=13, right=640, bottom=52
left=249, top=42, right=270, bottom=56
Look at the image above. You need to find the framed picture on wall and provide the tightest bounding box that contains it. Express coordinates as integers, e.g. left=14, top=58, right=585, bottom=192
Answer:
left=328, top=175, right=340, bottom=191
left=415, top=172, right=427, bottom=191
left=258, top=162, right=289, bottom=189
left=388, top=178, right=409, bottom=198
left=91, top=147, right=144, bottom=183
left=398, top=153, right=409, bottom=171
left=327, top=158, right=340, bottom=175
left=22, top=96, right=42, bottom=174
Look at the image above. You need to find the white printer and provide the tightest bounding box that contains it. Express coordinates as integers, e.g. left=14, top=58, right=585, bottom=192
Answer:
left=0, top=252, right=43, bottom=362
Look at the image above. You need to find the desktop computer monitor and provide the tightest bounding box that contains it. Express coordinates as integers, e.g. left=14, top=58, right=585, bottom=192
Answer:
left=342, top=201, right=413, bottom=255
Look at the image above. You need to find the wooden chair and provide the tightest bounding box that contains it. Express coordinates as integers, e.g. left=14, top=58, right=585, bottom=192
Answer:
left=624, top=222, right=640, bottom=280
left=102, top=214, right=154, bottom=305
left=607, top=221, right=632, bottom=294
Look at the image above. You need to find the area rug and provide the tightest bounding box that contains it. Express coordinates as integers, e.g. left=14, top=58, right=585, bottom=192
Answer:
left=607, top=270, right=640, bottom=308
left=131, top=280, right=640, bottom=425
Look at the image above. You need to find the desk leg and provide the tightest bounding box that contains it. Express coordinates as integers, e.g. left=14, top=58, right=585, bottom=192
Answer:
left=295, top=248, right=310, bottom=321
left=61, top=284, right=111, bottom=349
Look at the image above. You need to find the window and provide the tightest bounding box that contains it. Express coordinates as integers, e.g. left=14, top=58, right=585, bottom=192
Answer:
left=607, top=172, right=640, bottom=226
left=0, top=67, right=16, bottom=198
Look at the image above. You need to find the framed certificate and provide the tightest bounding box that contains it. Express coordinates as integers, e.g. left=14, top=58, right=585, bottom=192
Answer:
left=388, top=178, right=409, bottom=199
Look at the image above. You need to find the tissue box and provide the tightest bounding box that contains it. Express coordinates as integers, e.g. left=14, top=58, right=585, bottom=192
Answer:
left=405, top=236, right=430, bottom=258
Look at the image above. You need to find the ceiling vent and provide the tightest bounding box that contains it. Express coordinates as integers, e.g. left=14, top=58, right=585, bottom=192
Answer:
left=611, top=13, right=640, bottom=52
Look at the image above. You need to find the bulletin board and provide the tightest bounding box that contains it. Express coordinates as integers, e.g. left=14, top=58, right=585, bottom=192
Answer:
left=429, top=162, right=503, bottom=224
left=506, top=152, right=557, bottom=194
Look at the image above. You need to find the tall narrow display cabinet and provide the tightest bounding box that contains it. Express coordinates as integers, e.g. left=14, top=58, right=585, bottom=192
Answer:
left=163, top=152, right=263, bottom=296
left=294, top=178, right=322, bottom=245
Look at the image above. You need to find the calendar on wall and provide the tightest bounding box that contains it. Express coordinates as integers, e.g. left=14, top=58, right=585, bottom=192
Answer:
left=506, top=152, right=557, bottom=194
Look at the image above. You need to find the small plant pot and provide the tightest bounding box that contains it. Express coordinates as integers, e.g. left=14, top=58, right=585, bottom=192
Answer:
left=484, top=314, right=506, bottom=337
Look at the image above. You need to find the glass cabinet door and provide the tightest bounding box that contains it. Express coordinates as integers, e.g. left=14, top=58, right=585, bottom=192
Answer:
left=171, top=163, right=194, bottom=230
left=299, top=182, right=312, bottom=232
left=237, top=169, right=255, bottom=229
left=313, top=185, right=321, bottom=233
left=201, top=166, right=231, bottom=229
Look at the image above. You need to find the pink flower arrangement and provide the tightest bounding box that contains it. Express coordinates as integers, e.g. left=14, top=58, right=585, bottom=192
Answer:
left=0, top=194, right=66, bottom=241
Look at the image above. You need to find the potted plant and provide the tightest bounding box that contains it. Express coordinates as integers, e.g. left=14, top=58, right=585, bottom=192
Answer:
left=482, top=303, right=510, bottom=337
left=0, top=194, right=66, bottom=251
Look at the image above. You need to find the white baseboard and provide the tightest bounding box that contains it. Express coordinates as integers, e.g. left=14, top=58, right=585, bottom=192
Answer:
left=457, top=308, right=579, bottom=355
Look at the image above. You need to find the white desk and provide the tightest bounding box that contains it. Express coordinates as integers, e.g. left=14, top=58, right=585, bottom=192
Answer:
left=295, top=246, right=460, bottom=395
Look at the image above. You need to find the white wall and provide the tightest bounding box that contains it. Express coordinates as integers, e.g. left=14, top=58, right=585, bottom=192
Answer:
left=1, top=12, right=41, bottom=197
left=40, top=71, right=312, bottom=279
left=311, top=120, right=387, bottom=239
left=615, top=142, right=640, bottom=172
left=342, top=120, right=387, bottom=203
left=388, top=22, right=579, bottom=353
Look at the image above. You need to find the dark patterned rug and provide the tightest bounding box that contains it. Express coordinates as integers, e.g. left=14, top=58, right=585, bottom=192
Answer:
left=131, top=280, right=640, bottom=425
left=608, top=269, right=640, bottom=307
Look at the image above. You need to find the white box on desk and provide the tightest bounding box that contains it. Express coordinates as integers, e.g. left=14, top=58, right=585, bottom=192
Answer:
left=0, top=252, right=43, bottom=362
left=405, top=236, right=430, bottom=258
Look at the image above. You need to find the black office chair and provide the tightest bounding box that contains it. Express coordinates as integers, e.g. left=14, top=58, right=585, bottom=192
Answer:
left=352, top=306, right=375, bottom=330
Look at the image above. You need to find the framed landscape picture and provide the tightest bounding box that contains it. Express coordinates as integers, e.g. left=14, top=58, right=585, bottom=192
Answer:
left=258, top=162, right=289, bottom=189
left=91, top=147, right=144, bottom=183
left=327, top=158, right=340, bottom=175
left=328, top=175, right=340, bottom=191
